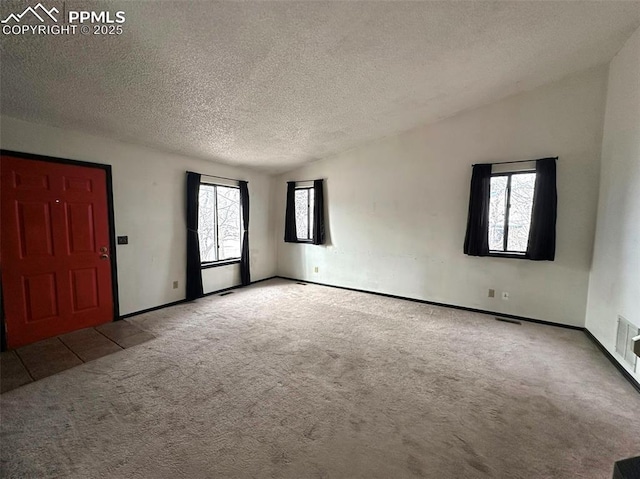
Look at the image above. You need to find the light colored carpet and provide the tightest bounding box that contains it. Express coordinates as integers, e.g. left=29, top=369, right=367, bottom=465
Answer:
left=1, top=278, right=638, bottom=478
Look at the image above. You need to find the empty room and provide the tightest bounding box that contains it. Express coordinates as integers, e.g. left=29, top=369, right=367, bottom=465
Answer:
left=1, top=1, right=639, bottom=478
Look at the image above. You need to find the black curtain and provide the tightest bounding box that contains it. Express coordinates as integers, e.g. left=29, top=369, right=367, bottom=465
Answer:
left=239, top=181, right=251, bottom=285
left=463, top=164, right=492, bottom=256
left=284, top=181, right=297, bottom=242
left=186, top=172, right=204, bottom=300
left=527, top=158, right=557, bottom=260
left=312, top=179, right=326, bottom=245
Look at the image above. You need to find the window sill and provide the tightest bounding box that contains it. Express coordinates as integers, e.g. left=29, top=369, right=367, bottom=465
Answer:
left=286, top=239, right=314, bottom=244
left=488, top=251, right=529, bottom=260
left=201, top=259, right=241, bottom=269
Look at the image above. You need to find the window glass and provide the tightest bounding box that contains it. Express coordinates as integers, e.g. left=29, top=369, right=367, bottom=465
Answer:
left=295, top=188, right=311, bottom=240
left=488, top=172, right=536, bottom=253
left=507, top=173, right=536, bottom=252
left=489, top=176, right=508, bottom=251
left=198, top=184, right=241, bottom=263
left=308, top=188, right=315, bottom=238
left=198, top=185, right=217, bottom=262
left=216, top=186, right=241, bottom=260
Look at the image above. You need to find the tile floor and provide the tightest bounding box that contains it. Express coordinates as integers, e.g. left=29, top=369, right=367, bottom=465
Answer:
left=0, top=320, right=155, bottom=394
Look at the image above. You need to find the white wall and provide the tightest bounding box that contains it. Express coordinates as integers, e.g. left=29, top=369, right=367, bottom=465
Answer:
left=275, top=67, right=608, bottom=327
left=0, top=117, right=277, bottom=315
left=585, top=27, right=640, bottom=382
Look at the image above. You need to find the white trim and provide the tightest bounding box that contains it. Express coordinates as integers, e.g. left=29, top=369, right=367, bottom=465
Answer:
left=491, top=161, right=536, bottom=174
left=200, top=177, right=239, bottom=188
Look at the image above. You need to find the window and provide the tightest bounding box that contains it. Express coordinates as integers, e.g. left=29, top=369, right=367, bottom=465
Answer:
left=465, top=158, right=555, bottom=260
left=489, top=171, right=536, bottom=254
left=198, top=183, right=241, bottom=264
left=294, top=186, right=315, bottom=241
left=284, top=179, right=325, bottom=245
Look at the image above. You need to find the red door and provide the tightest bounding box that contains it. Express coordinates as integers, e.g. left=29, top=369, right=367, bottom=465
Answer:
left=1, top=155, right=114, bottom=348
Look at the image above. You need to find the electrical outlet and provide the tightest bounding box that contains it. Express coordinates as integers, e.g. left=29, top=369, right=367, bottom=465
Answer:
left=173, top=281, right=179, bottom=289
left=502, top=292, right=509, bottom=301
left=488, top=289, right=495, bottom=298
left=314, top=266, right=319, bottom=273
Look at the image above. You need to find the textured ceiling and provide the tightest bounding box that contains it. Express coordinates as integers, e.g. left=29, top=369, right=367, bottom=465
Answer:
left=1, top=1, right=640, bottom=173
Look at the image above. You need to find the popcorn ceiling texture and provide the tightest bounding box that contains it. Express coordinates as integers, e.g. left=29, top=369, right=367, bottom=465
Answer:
left=1, top=279, right=639, bottom=478
left=1, top=1, right=639, bottom=172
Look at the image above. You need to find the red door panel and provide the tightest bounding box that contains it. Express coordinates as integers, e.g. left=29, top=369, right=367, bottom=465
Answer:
left=70, top=267, right=100, bottom=311
left=24, top=272, right=59, bottom=321
left=17, top=201, right=55, bottom=256
left=1, top=155, right=113, bottom=348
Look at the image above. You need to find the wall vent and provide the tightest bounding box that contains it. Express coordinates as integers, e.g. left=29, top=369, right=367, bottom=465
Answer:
left=616, top=315, right=639, bottom=372
left=219, top=291, right=234, bottom=297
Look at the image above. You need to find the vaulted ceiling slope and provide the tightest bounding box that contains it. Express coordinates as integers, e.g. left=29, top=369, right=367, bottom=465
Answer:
left=1, top=1, right=639, bottom=172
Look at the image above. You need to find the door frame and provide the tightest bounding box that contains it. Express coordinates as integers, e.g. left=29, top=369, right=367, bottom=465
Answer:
left=0, top=149, right=121, bottom=351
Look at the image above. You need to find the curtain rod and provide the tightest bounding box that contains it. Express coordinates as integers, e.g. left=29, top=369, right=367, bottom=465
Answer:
left=473, top=156, right=557, bottom=166
left=288, top=179, right=318, bottom=183
left=188, top=171, right=247, bottom=183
